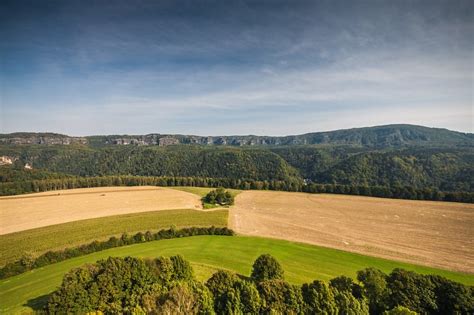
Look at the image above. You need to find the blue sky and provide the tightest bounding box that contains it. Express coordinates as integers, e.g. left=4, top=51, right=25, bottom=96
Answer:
left=1, top=0, right=472, bottom=136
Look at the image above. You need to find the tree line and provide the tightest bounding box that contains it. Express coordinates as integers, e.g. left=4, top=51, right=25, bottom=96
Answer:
left=1, top=175, right=472, bottom=203
left=0, top=227, right=233, bottom=280
left=46, top=254, right=473, bottom=314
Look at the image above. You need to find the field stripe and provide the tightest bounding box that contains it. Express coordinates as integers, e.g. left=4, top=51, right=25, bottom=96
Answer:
left=0, top=209, right=228, bottom=266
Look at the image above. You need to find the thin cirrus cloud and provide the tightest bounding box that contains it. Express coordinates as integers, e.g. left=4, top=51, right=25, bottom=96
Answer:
left=0, top=0, right=472, bottom=135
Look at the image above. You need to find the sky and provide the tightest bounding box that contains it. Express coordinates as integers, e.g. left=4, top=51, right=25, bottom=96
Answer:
left=1, top=0, right=473, bottom=136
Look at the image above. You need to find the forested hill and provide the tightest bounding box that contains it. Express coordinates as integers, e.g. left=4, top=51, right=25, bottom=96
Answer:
left=1, top=124, right=472, bottom=148
left=1, top=144, right=473, bottom=194
left=0, top=146, right=301, bottom=183
left=1, top=125, right=473, bottom=200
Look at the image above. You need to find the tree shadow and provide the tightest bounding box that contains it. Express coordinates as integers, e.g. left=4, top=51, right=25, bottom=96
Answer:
left=24, top=294, right=49, bottom=312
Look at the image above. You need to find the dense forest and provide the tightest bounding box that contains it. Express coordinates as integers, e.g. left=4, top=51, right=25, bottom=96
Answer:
left=1, top=125, right=472, bottom=201
left=0, top=146, right=300, bottom=182
left=46, top=254, right=473, bottom=314
left=272, top=146, right=473, bottom=192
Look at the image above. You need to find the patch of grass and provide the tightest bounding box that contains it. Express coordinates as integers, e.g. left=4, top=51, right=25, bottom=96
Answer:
left=172, top=186, right=241, bottom=198
left=1, top=235, right=472, bottom=314
left=203, top=202, right=222, bottom=209
left=0, top=209, right=228, bottom=266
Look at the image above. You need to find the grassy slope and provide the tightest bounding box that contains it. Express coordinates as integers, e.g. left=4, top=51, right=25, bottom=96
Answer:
left=1, top=235, right=472, bottom=314
left=0, top=209, right=228, bottom=266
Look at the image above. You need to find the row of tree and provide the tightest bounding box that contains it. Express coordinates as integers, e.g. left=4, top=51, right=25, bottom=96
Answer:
left=1, top=175, right=472, bottom=202
left=46, top=254, right=473, bottom=314
left=0, top=227, right=233, bottom=280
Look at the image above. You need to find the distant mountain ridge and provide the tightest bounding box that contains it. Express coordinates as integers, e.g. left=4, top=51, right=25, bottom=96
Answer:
left=1, top=124, right=472, bottom=148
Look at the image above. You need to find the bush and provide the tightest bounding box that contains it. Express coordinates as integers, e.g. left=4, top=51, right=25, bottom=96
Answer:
left=251, top=254, right=284, bottom=282
left=387, top=269, right=437, bottom=314
left=428, top=275, right=474, bottom=315
left=202, top=187, right=234, bottom=206
left=206, top=270, right=260, bottom=314
left=357, top=267, right=390, bottom=314
left=170, top=254, right=194, bottom=281
left=257, top=279, right=303, bottom=314
left=301, top=280, right=338, bottom=314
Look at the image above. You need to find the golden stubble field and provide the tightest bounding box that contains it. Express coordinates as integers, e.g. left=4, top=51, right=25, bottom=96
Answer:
left=0, top=186, right=202, bottom=235
left=229, top=191, right=474, bottom=273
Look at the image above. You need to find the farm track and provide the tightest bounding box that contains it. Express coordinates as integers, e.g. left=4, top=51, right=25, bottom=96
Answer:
left=229, top=191, right=474, bottom=273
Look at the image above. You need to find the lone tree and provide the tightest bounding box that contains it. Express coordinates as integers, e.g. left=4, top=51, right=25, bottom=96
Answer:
left=203, top=188, right=234, bottom=206
left=251, top=254, right=284, bottom=282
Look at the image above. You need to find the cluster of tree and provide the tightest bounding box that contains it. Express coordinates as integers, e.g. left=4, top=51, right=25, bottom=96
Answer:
left=0, top=227, right=233, bottom=280
left=45, top=254, right=473, bottom=314
left=203, top=188, right=234, bottom=206
left=1, top=174, right=472, bottom=203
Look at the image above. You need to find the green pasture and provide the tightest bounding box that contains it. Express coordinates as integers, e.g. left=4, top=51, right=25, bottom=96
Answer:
left=1, top=235, right=472, bottom=314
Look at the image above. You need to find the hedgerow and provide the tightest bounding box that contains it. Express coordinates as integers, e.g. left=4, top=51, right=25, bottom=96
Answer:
left=0, top=226, right=234, bottom=279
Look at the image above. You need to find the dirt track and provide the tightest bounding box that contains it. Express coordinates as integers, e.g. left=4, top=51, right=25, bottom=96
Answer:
left=0, top=186, right=202, bottom=235
left=229, top=191, right=474, bottom=273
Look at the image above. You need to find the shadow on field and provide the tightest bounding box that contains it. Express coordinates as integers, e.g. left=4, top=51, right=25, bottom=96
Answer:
left=25, top=294, right=49, bottom=312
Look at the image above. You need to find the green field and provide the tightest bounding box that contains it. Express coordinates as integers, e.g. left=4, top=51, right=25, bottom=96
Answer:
left=0, top=209, right=228, bottom=266
left=1, top=235, right=472, bottom=314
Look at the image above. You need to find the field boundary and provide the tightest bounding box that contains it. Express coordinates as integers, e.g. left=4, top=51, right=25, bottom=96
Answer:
left=0, top=208, right=228, bottom=266
left=0, top=227, right=234, bottom=280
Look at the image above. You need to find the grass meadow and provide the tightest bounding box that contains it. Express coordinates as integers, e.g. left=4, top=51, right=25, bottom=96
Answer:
left=1, top=235, right=473, bottom=314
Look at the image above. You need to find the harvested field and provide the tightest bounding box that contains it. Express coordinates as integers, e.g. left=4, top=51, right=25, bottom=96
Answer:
left=229, top=191, right=474, bottom=273
left=0, top=186, right=202, bottom=235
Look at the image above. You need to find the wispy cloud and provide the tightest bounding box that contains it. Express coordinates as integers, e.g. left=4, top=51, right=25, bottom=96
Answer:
left=1, top=0, right=472, bottom=135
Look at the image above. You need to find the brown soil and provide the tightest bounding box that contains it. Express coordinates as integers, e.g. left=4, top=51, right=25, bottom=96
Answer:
left=229, top=191, right=474, bottom=273
left=0, top=186, right=202, bottom=235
